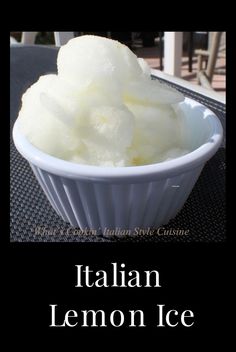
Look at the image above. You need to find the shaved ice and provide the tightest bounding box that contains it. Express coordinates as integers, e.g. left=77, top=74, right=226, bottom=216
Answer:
left=18, top=35, right=189, bottom=167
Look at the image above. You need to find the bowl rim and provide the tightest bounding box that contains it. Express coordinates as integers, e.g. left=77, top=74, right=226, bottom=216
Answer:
left=12, top=97, right=223, bottom=181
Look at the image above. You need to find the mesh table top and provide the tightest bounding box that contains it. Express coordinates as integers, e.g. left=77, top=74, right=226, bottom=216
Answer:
left=10, top=45, right=226, bottom=242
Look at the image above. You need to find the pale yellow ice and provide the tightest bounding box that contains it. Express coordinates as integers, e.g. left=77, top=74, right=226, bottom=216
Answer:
left=18, top=35, right=188, bottom=166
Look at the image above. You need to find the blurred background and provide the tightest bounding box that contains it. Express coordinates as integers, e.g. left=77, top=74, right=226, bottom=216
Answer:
left=10, top=31, right=226, bottom=96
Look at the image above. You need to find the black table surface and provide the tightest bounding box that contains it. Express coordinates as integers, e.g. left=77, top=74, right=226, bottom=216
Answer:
left=10, top=45, right=226, bottom=242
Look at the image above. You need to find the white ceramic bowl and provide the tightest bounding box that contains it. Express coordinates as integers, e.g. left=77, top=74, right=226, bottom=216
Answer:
left=13, top=97, right=223, bottom=232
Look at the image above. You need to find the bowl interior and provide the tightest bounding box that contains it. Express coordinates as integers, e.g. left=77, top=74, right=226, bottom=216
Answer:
left=176, top=99, right=220, bottom=151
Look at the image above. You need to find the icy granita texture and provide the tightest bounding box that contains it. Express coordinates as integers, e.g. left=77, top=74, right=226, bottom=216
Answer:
left=18, top=35, right=189, bottom=167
